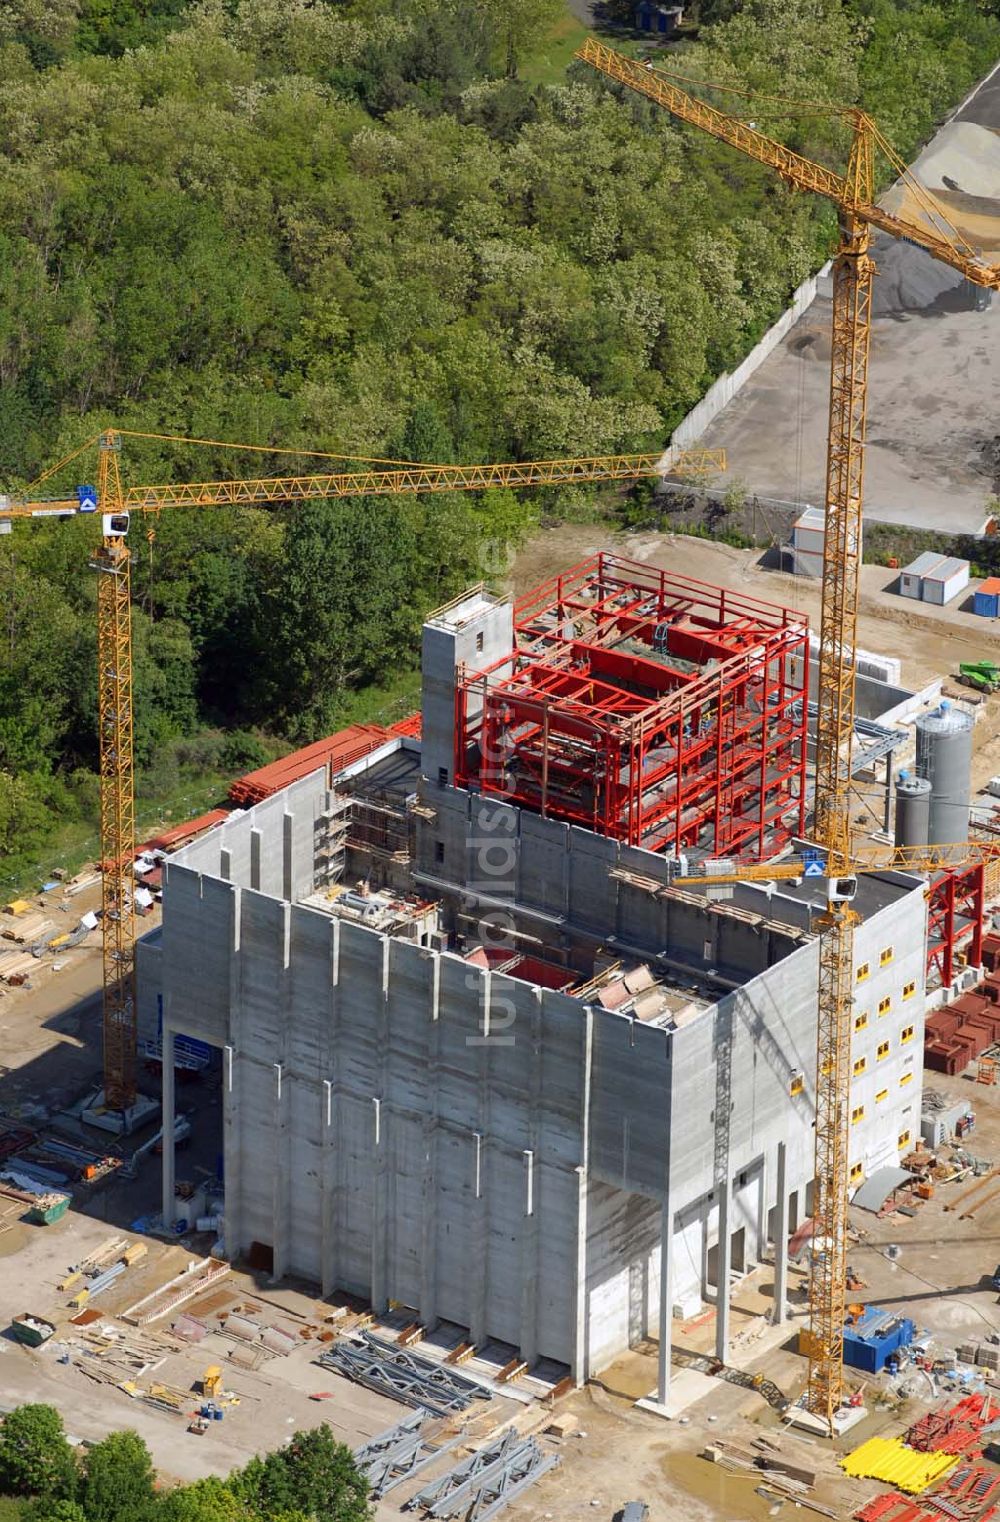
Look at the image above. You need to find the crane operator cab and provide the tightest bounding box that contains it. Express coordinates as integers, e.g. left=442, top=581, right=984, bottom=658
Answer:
left=102, top=511, right=130, bottom=538
left=827, top=875, right=858, bottom=903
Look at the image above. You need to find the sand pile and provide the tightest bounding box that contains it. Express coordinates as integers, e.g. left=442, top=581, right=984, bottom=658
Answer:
left=870, top=235, right=964, bottom=315
left=909, top=119, right=1000, bottom=199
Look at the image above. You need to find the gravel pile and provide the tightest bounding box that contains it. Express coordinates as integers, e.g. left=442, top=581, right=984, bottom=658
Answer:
left=870, top=235, right=964, bottom=315
left=869, top=120, right=1000, bottom=313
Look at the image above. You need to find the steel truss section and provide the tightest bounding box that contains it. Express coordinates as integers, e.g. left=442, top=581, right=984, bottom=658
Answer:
left=353, top=1410, right=459, bottom=1499
left=406, top=1427, right=560, bottom=1519
left=407, top=1428, right=524, bottom=1513
left=318, top=1333, right=491, bottom=1417
left=454, top=552, right=809, bottom=860
left=466, top=1441, right=560, bottom=1520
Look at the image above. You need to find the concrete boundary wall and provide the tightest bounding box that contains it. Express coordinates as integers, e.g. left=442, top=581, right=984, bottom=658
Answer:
left=667, top=262, right=833, bottom=454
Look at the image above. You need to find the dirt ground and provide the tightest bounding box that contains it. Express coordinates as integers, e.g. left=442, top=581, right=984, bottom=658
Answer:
left=0, top=874, right=158, bottom=1118
left=0, top=1209, right=409, bottom=1486
left=697, top=294, right=1000, bottom=535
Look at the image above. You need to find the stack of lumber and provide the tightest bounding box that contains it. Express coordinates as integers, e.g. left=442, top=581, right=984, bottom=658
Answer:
left=0, top=950, right=37, bottom=984
left=1, top=913, right=51, bottom=946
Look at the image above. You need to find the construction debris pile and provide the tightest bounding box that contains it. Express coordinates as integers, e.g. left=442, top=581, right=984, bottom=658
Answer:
left=702, top=1433, right=836, bottom=1517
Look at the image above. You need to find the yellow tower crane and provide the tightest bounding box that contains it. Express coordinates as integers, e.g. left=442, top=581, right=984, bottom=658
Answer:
left=579, top=38, right=1000, bottom=1428
left=2, top=431, right=724, bottom=1120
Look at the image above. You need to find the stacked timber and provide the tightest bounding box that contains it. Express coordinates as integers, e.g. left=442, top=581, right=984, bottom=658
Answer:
left=0, top=951, right=38, bottom=984
left=2, top=914, right=51, bottom=946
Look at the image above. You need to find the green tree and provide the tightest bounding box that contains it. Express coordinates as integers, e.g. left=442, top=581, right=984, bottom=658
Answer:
left=251, top=500, right=418, bottom=737
left=478, top=0, right=563, bottom=76
left=0, top=1405, right=77, bottom=1500
left=158, top=1477, right=243, bottom=1522
left=0, top=771, right=49, bottom=860
left=79, top=1431, right=156, bottom=1522
left=27, top=1502, right=87, bottom=1522
left=230, top=1425, right=370, bottom=1522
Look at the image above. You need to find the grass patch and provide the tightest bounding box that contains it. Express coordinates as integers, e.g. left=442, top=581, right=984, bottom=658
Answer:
left=0, top=1500, right=31, bottom=1520
left=327, top=669, right=423, bottom=731
left=0, top=676, right=423, bottom=899
left=520, top=4, right=591, bottom=87
left=0, top=765, right=237, bottom=900
left=520, top=5, right=675, bottom=89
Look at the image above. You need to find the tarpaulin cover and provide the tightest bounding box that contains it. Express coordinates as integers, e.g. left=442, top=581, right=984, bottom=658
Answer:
left=852, top=1166, right=913, bottom=1213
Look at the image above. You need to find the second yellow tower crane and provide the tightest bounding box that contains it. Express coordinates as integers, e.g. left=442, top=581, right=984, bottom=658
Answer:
left=578, top=36, right=1000, bottom=1428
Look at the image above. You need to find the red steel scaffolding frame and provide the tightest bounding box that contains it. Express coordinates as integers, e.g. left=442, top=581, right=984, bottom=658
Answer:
left=454, top=553, right=809, bottom=858
left=927, top=863, right=985, bottom=985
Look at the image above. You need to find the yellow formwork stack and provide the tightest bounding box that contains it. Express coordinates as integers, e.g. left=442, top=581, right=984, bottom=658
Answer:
left=841, top=1436, right=959, bottom=1493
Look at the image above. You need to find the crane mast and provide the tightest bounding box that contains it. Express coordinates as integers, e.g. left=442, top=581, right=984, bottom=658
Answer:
left=93, top=432, right=138, bottom=1112
left=578, top=36, right=1000, bottom=1428
left=806, top=130, right=876, bottom=1418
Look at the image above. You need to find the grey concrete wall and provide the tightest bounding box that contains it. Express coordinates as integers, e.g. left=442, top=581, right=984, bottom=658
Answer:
left=170, top=773, right=326, bottom=899
left=155, top=779, right=927, bottom=1377
left=421, top=595, right=513, bottom=790
left=161, top=868, right=590, bottom=1366
left=585, top=1182, right=661, bottom=1373
left=135, top=929, right=162, bottom=1047
left=415, top=785, right=807, bottom=977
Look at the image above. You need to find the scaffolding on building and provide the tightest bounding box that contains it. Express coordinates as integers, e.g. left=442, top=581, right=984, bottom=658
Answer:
left=454, top=553, right=809, bottom=858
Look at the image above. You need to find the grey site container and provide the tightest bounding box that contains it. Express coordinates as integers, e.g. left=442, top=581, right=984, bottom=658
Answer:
left=894, top=771, right=931, bottom=850
left=921, top=1099, right=972, bottom=1149
left=915, top=703, right=973, bottom=846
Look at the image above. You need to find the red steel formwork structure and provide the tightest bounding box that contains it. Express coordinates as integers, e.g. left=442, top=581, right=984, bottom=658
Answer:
left=454, top=553, right=809, bottom=858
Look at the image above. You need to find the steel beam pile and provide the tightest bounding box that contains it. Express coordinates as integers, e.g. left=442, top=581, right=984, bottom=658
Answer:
left=353, top=1411, right=460, bottom=1499
left=318, top=1333, right=492, bottom=1417
left=405, top=1427, right=560, bottom=1519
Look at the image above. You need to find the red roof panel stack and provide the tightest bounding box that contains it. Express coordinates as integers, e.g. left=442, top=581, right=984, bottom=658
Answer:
left=142, top=808, right=232, bottom=854
left=389, top=713, right=422, bottom=739
left=228, top=723, right=392, bottom=807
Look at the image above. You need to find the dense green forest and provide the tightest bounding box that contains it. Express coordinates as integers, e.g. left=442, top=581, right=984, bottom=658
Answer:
left=1, top=0, right=999, bottom=883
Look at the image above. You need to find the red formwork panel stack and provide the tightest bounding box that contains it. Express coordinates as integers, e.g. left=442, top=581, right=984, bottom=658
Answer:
left=925, top=918, right=1000, bottom=1071
left=982, top=931, right=1000, bottom=972
left=925, top=1004, right=974, bottom=1074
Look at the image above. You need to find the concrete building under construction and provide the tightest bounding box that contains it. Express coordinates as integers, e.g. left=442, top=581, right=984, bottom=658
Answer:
left=141, top=554, right=928, bottom=1402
